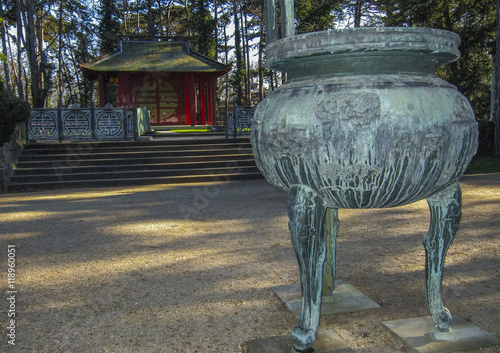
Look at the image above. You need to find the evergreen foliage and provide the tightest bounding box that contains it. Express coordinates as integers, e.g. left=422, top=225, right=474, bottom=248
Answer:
left=0, top=0, right=496, bottom=140
left=382, top=0, right=496, bottom=121
left=98, top=0, right=122, bottom=54
left=191, top=0, right=216, bottom=57
left=295, top=0, right=339, bottom=33
left=0, top=77, right=31, bottom=146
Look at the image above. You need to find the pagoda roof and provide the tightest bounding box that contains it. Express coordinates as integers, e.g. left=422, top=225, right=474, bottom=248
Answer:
left=80, top=41, right=231, bottom=78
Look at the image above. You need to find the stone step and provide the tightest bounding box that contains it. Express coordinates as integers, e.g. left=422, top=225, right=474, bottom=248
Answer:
left=9, top=137, right=263, bottom=191
left=17, top=148, right=254, bottom=162
left=22, top=137, right=247, bottom=149
left=21, top=141, right=251, bottom=154
left=13, top=158, right=257, bottom=175
left=11, top=165, right=260, bottom=183
left=16, top=153, right=256, bottom=168
left=8, top=172, right=264, bottom=192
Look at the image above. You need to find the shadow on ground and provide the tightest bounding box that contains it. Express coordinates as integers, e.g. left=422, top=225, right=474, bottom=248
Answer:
left=0, top=175, right=498, bottom=352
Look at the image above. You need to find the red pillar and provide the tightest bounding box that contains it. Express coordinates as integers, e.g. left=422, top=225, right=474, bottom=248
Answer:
left=156, top=77, right=161, bottom=124
left=189, top=75, right=196, bottom=126
left=206, top=77, right=212, bottom=125
left=208, top=77, right=216, bottom=126
left=118, top=73, right=131, bottom=106
left=98, top=73, right=106, bottom=107
left=212, top=78, right=217, bottom=125
left=184, top=74, right=191, bottom=125
left=200, top=77, right=206, bottom=125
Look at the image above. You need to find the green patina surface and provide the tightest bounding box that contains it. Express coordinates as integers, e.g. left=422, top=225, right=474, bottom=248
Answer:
left=252, top=26, right=478, bottom=353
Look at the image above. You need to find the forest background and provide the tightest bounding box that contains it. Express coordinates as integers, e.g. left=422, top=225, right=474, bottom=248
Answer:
left=0, top=0, right=497, bottom=153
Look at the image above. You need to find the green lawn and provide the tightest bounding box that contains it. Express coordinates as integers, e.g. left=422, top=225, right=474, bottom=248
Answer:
left=465, top=155, right=500, bottom=175
left=169, top=129, right=210, bottom=133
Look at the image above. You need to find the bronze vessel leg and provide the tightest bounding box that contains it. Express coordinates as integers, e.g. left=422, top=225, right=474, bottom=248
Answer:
left=424, top=182, right=462, bottom=332
left=288, top=185, right=339, bottom=351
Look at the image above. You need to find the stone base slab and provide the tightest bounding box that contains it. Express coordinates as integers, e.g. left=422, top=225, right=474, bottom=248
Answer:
left=382, top=315, right=500, bottom=352
left=272, top=280, right=380, bottom=318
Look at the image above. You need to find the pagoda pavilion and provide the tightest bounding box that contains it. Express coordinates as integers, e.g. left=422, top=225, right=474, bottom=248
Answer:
left=80, top=40, right=231, bottom=126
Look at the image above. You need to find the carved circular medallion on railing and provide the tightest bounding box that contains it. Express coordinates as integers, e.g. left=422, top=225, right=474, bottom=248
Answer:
left=95, top=110, right=124, bottom=138
left=62, top=110, right=91, bottom=138
left=29, top=110, right=58, bottom=139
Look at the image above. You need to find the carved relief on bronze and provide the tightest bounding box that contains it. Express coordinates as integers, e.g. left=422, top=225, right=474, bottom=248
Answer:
left=316, top=92, right=381, bottom=126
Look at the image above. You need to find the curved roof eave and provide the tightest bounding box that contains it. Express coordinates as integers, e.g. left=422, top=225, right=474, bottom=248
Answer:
left=80, top=41, right=232, bottom=78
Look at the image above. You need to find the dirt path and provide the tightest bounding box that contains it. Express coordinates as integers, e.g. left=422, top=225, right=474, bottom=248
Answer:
left=1, top=174, right=499, bottom=352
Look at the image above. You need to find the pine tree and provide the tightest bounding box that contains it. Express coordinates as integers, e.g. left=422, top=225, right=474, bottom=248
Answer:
left=295, top=0, right=339, bottom=33
left=494, top=0, right=500, bottom=156
left=98, top=0, right=121, bottom=54
left=232, top=0, right=244, bottom=105
left=191, top=0, right=216, bottom=57
left=382, top=0, right=495, bottom=122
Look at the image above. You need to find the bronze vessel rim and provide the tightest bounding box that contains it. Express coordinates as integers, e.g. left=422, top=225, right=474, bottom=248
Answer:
left=266, top=27, right=461, bottom=69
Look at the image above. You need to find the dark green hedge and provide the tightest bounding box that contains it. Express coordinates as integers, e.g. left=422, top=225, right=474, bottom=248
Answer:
left=0, top=83, right=31, bottom=146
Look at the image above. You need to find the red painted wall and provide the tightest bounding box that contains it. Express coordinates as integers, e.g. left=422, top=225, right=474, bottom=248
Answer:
left=128, top=73, right=187, bottom=125
left=114, top=72, right=218, bottom=126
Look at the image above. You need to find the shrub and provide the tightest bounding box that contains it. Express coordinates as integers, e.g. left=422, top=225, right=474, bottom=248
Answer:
left=0, top=84, right=31, bottom=146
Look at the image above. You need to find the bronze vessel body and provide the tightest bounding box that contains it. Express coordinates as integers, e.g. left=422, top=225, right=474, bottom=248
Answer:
left=251, top=27, right=478, bottom=352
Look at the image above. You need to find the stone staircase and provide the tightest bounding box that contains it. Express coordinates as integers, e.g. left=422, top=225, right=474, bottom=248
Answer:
left=8, top=137, right=263, bottom=192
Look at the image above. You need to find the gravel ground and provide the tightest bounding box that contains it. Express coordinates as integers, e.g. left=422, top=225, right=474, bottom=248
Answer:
left=0, top=174, right=499, bottom=353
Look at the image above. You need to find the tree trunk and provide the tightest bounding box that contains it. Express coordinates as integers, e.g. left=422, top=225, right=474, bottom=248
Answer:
left=0, top=8, right=12, bottom=93
left=147, top=0, right=156, bottom=36
left=157, top=0, right=163, bottom=36
left=8, top=33, right=18, bottom=95
left=214, top=0, right=218, bottom=58
left=258, top=21, right=264, bottom=101
left=354, top=0, right=362, bottom=27
left=63, top=60, right=73, bottom=102
left=69, top=47, right=82, bottom=104
left=243, top=7, right=252, bottom=104
left=165, top=2, right=172, bottom=38
left=123, top=0, right=129, bottom=34
left=184, top=0, right=191, bottom=37
left=494, top=0, right=500, bottom=156
left=239, top=3, right=248, bottom=104
left=24, top=0, right=45, bottom=107
left=15, top=0, right=24, bottom=99
left=232, top=0, right=243, bottom=105
left=58, top=0, right=64, bottom=107
left=223, top=17, right=229, bottom=118
left=36, top=5, right=45, bottom=100
left=136, top=2, right=140, bottom=34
